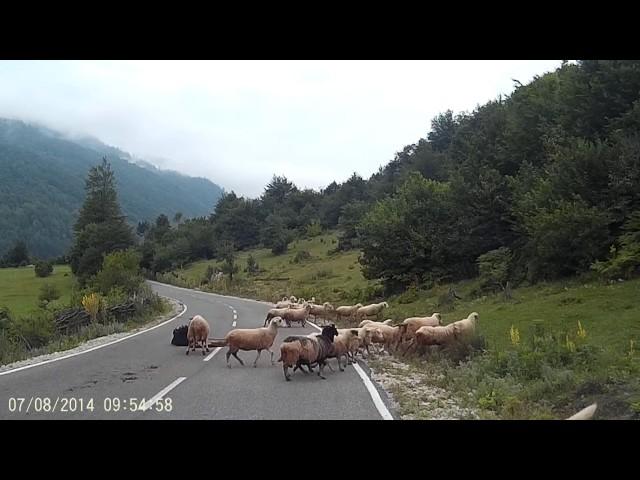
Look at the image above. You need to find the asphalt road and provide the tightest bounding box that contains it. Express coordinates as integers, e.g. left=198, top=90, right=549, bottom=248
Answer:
left=0, top=281, right=395, bottom=420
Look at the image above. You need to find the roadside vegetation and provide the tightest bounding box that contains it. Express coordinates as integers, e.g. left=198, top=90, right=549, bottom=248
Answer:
left=0, top=159, right=169, bottom=367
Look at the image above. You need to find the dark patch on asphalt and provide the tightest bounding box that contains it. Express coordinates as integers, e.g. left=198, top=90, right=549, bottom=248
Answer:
left=64, top=379, right=99, bottom=392
left=121, top=375, right=137, bottom=382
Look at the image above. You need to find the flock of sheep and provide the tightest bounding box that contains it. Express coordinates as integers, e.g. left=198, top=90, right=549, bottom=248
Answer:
left=175, top=295, right=597, bottom=419
left=178, top=295, right=480, bottom=380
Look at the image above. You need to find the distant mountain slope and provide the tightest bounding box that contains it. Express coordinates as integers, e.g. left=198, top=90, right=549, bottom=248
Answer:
left=0, top=119, right=224, bottom=258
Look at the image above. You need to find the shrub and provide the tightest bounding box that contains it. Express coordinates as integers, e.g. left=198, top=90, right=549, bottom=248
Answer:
left=306, top=220, right=323, bottom=238
left=245, top=254, right=260, bottom=275
left=292, top=250, right=312, bottom=264
left=591, top=211, right=640, bottom=280
left=38, top=283, right=61, bottom=309
left=13, top=311, right=55, bottom=349
left=34, top=260, right=53, bottom=278
left=477, top=247, right=513, bottom=292
left=91, top=249, right=144, bottom=296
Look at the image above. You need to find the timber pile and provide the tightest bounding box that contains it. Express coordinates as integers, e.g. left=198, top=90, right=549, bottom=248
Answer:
left=54, top=301, right=140, bottom=333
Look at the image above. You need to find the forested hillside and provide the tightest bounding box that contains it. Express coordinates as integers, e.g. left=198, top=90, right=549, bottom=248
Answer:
left=0, top=119, right=224, bottom=258
left=142, top=61, right=640, bottom=292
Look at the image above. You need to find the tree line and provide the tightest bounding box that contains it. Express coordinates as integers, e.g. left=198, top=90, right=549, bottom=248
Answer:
left=5, top=60, right=639, bottom=296
left=134, top=60, right=640, bottom=294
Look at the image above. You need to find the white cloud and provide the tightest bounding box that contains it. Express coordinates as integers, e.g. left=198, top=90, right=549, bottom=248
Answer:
left=0, top=60, right=562, bottom=197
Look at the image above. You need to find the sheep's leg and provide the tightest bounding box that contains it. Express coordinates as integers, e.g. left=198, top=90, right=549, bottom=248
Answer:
left=339, top=355, right=345, bottom=372
left=326, top=361, right=335, bottom=373
left=232, top=351, right=245, bottom=366
left=226, top=350, right=232, bottom=368
left=253, top=349, right=262, bottom=368
left=269, top=349, right=275, bottom=365
left=283, top=365, right=291, bottom=381
left=317, top=361, right=327, bottom=379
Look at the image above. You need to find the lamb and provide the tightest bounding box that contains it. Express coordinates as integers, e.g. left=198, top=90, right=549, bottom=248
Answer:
left=289, top=295, right=298, bottom=303
left=400, top=313, right=442, bottom=342
left=186, top=315, right=210, bottom=356
left=355, top=302, right=389, bottom=321
left=566, top=403, right=598, bottom=420
left=264, top=307, right=291, bottom=327
left=208, top=317, right=285, bottom=368
left=278, top=324, right=339, bottom=381
left=282, top=302, right=311, bottom=327
left=335, top=303, right=363, bottom=323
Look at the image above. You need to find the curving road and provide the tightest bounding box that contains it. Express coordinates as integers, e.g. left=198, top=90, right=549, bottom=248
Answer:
left=0, top=281, right=396, bottom=420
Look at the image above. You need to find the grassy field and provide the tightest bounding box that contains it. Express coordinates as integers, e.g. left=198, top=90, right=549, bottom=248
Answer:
left=164, top=231, right=640, bottom=419
left=166, top=232, right=376, bottom=304
left=0, top=265, right=75, bottom=316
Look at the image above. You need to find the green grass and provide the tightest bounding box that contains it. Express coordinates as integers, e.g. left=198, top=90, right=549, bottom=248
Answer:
left=169, top=232, right=375, bottom=304
left=0, top=265, right=74, bottom=316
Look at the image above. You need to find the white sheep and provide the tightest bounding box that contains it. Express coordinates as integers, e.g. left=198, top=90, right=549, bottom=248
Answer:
left=186, top=315, right=210, bottom=356
left=451, top=312, right=479, bottom=342
left=355, top=302, right=389, bottom=321
left=400, top=313, right=442, bottom=343
left=335, top=303, right=363, bottom=323
left=208, top=317, right=285, bottom=368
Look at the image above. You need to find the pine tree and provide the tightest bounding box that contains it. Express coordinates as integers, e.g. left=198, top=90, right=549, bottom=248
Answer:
left=69, top=158, right=134, bottom=283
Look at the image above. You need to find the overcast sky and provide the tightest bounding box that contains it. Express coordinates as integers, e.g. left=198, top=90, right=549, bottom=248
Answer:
left=0, top=60, right=562, bottom=197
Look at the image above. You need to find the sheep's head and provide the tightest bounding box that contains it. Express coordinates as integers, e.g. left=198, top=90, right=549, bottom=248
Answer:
left=469, top=312, right=479, bottom=322
left=433, top=313, right=442, bottom=324
left=383, top=302, right=389, bottom=308
left=356, top=303, right=363, bottom=309
left=270, top=316, right=285, bottom=328
left=322, top=324, right=339, bottom=342
left=371, top=328, right=385, bottom=343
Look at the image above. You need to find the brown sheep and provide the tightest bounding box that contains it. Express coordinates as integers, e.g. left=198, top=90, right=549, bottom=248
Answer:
left=186, top=315, right=210, bottom=356
left=208, top=317, right=285, bottom=367
left=278, top=324, right=339, bottom=381
left=282, top=303, right=311, bottom=327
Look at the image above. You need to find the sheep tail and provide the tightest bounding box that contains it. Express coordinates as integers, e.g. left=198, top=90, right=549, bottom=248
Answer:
left=207, top=338, right=227, bottom=347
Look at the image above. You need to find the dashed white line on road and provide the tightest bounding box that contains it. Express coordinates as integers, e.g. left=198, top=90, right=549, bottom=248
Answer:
left=141, top=377, right=187, bottom=412
left=204, top=347, right=222, bottom=362
left=232, top=321, right=237, bottom=327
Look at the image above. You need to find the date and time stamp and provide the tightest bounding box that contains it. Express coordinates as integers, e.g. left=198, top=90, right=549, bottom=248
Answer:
left=7, top=396, right=173, bottom=414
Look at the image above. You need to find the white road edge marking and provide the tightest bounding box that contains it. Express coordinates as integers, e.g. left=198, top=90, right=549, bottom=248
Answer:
left=204, top=347, right=222, bottom=362
left=306, top=320, right=394, bottom=420
left=141, top=377, right=187, bottom=411
left=0, top=300, right=188, bottom=377
left=232, top=321, right=237, bottom=327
